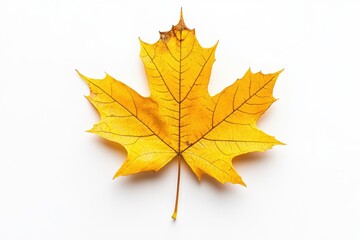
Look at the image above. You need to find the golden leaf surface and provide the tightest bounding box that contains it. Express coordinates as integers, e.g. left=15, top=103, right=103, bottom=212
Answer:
left=79, top=11, right=283, bottom=219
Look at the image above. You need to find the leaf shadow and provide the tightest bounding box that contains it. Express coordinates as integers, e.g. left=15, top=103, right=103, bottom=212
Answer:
left=257, top=106, right=275, bottom=125
left=233, top=151, right=269, bottom=167
left=195, top=174, right=234, bottom=192
left=120, top=161, right=177, bottom=185
left=96, top=137, right=127, bottom=159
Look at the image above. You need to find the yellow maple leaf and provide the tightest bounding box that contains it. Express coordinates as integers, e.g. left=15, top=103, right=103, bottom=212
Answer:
left=78, top=10, right=283, bottom=220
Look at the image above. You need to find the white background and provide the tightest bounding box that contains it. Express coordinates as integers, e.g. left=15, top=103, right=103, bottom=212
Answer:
left=1, top=0, right=359, bottom=239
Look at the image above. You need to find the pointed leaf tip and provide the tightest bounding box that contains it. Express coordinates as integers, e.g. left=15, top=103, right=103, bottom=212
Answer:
left=75, top=69, right=82, bottom=76
left=176, top=7, right=187, bottom=30
left=180, top=7, right=184, bottom=22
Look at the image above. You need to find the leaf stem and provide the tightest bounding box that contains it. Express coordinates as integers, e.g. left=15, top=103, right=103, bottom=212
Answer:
left=171, top=154, right=181, bottom=220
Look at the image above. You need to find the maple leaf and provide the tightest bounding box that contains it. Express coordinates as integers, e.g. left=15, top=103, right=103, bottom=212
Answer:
left=78, top=10, right=283, bottom=219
